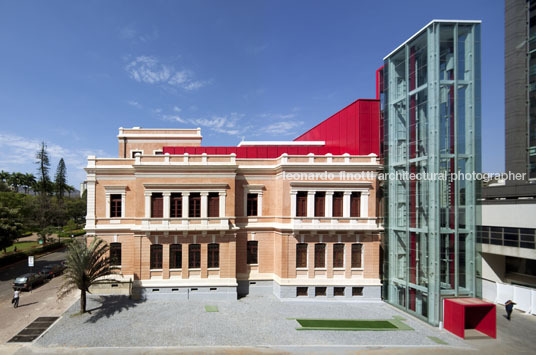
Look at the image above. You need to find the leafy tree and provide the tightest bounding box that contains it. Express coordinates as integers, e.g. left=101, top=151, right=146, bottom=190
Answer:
left=58, top=238, right=115, bottom=313
left=22, top=173, right=36, bottom=194
left=65, top=196, right=87, bottom=225
left=35, top=142, right=52, bottom=196
left=0, top=205, right=23, bottom=253
left=0, top=171, right=9, bottom=184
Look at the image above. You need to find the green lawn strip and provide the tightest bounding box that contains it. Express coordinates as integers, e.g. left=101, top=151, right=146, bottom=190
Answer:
left=205, top=305, right=218, bottom=312
left=428, top=336, right=448, bottom=345
left=5, top=241, right=39, bottom=253
left=295, top=318, right=413, bottom=331
left=388, top=318, right=413, bottom=330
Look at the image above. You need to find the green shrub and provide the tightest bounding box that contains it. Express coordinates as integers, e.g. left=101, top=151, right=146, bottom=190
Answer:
left=0, top=239, right=74, bottom=268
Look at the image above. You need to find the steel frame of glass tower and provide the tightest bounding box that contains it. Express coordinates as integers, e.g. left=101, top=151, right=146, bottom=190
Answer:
left=381, top=20, right=482, bottom=325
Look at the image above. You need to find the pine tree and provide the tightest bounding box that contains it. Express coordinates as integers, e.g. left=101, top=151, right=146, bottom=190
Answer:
left=55, top=158, right=68, bottom=199
left=35, top=142, right=51, bottom=196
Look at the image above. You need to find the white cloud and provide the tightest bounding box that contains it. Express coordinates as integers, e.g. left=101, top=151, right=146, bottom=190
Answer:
left=127, top=100, right=142, bottom=109
left=0, top=133, right=110, bottom=186
left=162, top=114, right=186, bottom=124
left=125, top=56, right=207, bottom=91
left=173, top=106, right=182, bottom=113
left=259, top=113, right=297, bottom=120
left=261, top=121, right=304, bottom=135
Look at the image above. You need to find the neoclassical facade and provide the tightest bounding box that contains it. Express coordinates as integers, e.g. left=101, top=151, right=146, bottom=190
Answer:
left=85, top=99, right=383, bottom=299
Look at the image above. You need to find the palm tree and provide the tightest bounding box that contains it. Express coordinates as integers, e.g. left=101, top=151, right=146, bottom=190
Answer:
left=23, top=173, right=36, bottom=194
left=58, top=238, right=116, bottom=313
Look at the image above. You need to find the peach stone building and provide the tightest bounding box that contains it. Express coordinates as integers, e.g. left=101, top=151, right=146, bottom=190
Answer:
left=85, top=99, right=383, bottom=300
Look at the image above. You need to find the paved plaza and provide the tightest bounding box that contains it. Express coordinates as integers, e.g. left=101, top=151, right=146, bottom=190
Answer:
left=34, top=294, right=465, bottom=349
left=0, top=292, right=534, bottom=354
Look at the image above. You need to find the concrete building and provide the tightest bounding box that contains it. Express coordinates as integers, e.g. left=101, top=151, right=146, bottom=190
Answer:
left=479, top=1, right=536, bottom=305
left=84, top=100, right=384, bottom=300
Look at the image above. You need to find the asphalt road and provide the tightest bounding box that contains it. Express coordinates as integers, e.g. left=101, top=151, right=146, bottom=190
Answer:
left=0, top=249, right=67, bottom=301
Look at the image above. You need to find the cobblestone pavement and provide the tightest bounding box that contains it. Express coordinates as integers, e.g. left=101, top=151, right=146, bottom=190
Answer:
left=32, top=294, right=467, bottom=350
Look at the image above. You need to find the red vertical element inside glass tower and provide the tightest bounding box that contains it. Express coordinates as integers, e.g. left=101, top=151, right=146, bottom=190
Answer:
left=409, top=46, right=417, bottom=310
left=449, top=67, right=456, bottom=289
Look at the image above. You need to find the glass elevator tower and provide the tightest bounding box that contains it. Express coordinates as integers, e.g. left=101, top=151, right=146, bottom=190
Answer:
left=381, top=20, right=481, bottom=325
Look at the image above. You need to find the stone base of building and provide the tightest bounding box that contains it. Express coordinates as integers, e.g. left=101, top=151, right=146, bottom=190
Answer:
left=134, top=285, right=238, bottom=300
left=92, top=277, right=381, bottom=301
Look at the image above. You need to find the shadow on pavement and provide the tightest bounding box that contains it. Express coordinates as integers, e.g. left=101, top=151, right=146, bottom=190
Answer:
left=85, top=295, right=145, bottom=324
left=16, top=301, right=39, bottom=308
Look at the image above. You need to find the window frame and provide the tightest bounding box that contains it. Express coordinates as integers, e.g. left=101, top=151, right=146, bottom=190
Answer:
left=350, top=192, right=361, bottom=217
left=189, top=244, right=201, bottom=269
left=314, top=243, right=326, bottom=268
left=189, top=193, right=201, bottom=218
left=247, top=240, right=258, bottom=265
left=207, top=243, right=219, bottom=268
left=246, top=193, right=258, bottom=217
left=314, top=192, right=325, bottom=217
left=333, top=243, right=345, bottom=268
left=332, top=192, right=344, bottom=217
left=296, top=243, right=308, bottom=268
left=169, top=244, right=182, bottom=269
left=151, top=193, right=164, bottom=218
left=351, top=243, right=363, bottom=269
left=150, top=244, right=163, bottom=270
left=296, top=191, right=307, bottom=217
left=110, top=194, right=122, bottom=218
left=207, top=192, right=220, bottom=218
left=110, top=242, right=122, bottom=267
left=170, top=193, right=182, bottom=218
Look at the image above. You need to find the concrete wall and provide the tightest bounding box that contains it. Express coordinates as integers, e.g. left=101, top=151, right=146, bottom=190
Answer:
left=482, top=203, right=536, bottom=228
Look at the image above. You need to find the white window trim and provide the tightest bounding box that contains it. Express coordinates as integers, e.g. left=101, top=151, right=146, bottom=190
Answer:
left=243, top=184, right=264, bottom=217
left=350, top=243, right=364, bottom=270
left=314, top=242, right=327, bottom=270
left=130, top=149, right=144, bottom=158
left=289, top=187, right=370, bottom=218
left=104, top=186, right=127, bottom=218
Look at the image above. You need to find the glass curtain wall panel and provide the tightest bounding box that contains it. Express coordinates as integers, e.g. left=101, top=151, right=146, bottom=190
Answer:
left=382, top=21, right=481, bottom=326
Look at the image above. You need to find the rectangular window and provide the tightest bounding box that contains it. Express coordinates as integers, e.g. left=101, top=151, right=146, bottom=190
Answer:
left=110, top=194, right=122, bottom=218
left=315, top=287, right=327, bottom=296
left=296, top=191, right=307, bottom=217
left=351, top=243, right=363, bottom=268
left=169, top=244, right=182, bottom=269
left=296, top=287, right=308, bottom=297
left=247, top=193, right=258, bottom=216
left=314, top=243, right=326, bottom=268
left=334, top=287, right=345, bottom=296
left=207, top=193, right=219, bottom=217
left=189, top=193, right=201, bottom=218
left=151, top=193, right=163, bottom=218
left=208, top=243, right=219, bottom=268
left=189, top=244, right=201, bottom=268
left=333, top=243, right=344, bottom=268
left=150, top=244, right=162, bottom=269
left=350, top=192, right=360, bottom=217
left=314, top=192, right=325, bottom=217
left=352, top=287, right=363, bottom=296
left=247, top=241, right=258, bottom=264
left=170, top=193, right=182, bottom=218
left=333, top=192, right=343, bottom=217
left=296, top=243, right=308, bottom=268
left=110, top=243, right=121, bottom=266
left=131, top=150, right=142, bottom=158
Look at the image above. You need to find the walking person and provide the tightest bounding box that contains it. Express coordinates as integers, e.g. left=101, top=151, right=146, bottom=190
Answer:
left=505, top=300, right=516, bottom=320
left=12, top=289, right=20, bottom=308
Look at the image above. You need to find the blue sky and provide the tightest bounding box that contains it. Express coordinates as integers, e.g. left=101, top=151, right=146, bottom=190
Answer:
left=0, top=0, right=504, bottom=186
